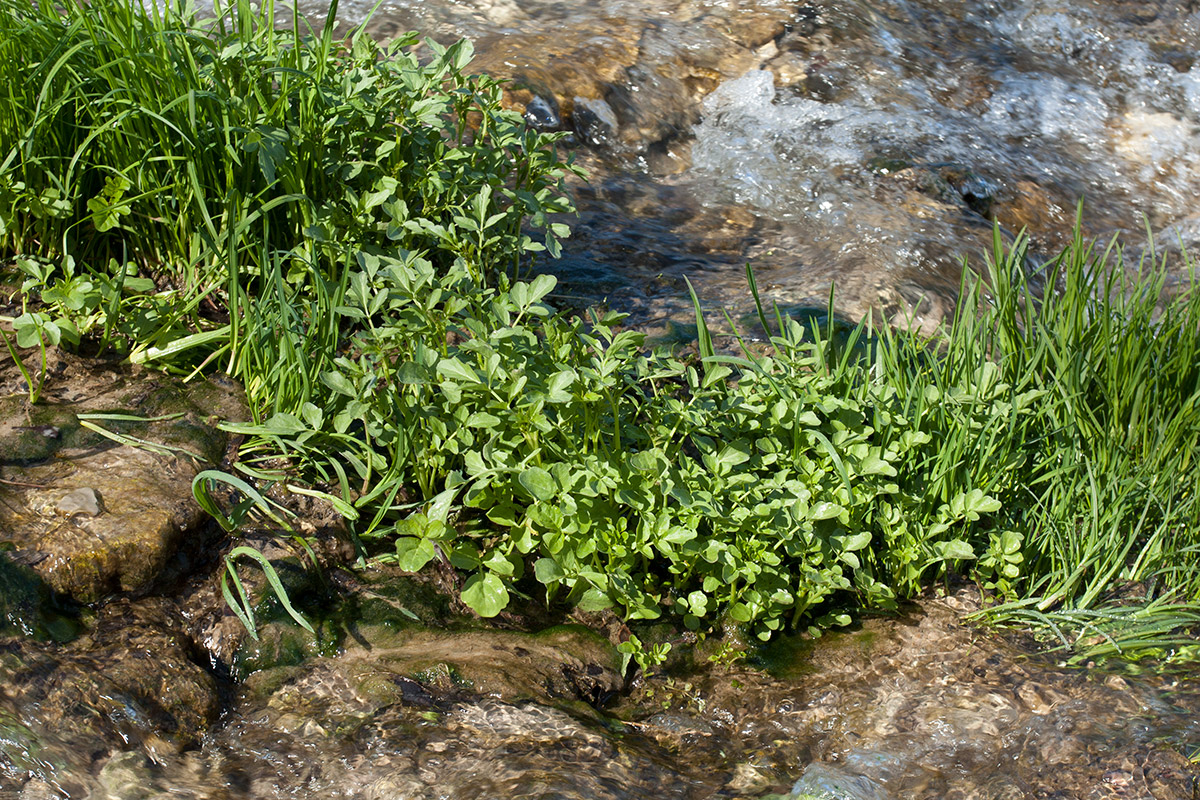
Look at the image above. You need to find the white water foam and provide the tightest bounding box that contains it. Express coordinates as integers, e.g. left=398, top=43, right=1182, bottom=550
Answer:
left=692, top=1, right=1200, bottom=239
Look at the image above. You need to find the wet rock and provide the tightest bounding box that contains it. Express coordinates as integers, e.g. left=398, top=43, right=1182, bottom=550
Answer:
left=213, top=688, right=679, bottom=800
left=97, top=751, right=170, bottom=800
left=361, top=624, right=624, bottom=703
left=16, top=778, right=60, bottom=800
left=230, top=615, right=624, bottom=750
left=988, top=179, right=1075, bottom=251
left=698, top=0, right=787, bottom=50
left=0, top=708, right=51, bottom=785
left=227, top=552, right=342, bottom=678
left=945, top=171, right=1002, bottom=219
left=523, top=95, right=561, bottom=130
left=363, top=0, right=795, bottom=155
left=789, top=762, right=889, bottom=800
left=2, top=583, right=1193, bottom=800
left=0, top=552, right=79, bottom=642
left=55, top=487, right=103, bottom=517
left=788, top=5, right=821, bottom=39
left=0, top=351, right=244, bottom=465
left=615, top=589, right=1200, bottom=800
left=0, top=355, right=246, bottom=602
left=1155, top=47, right=1195, bottom=73
left=243, top=621, right=623, bottom=707
left=0, top=395, right=96, bottom=466
left=573, top=96, right=620, bottom=148
left=803, top=61, right=849, bottom=103
left=0, top=447, right=209, bottom=603
left=177, top=551, right=408, bottom=678
left=644, top=138, right=693, bottom=176
left=769, top=52, right=811, bottom=87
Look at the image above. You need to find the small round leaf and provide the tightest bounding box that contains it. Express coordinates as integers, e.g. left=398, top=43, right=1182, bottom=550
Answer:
left=461, top=571, right=510, bottom=618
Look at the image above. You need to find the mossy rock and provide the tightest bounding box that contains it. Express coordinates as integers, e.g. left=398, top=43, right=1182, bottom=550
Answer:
left=349, top=572, right=453, bottom=631
left=0, top=356, right=248, bottom=602
left=0, top=395, right=102, bottom=465
left=231, top=564, right=622, bottom=707
left=0, top=708, right=49, bottom=777
left=0, top=447, right=209, bottom=602
left=240, top=623, right=625, bottom=748
left=230, top=562, right=330, bottom=678
left=232, top=614, right=342, bottom=680
left=231, top=564, right=447, bottom=679
left=347, top=624, right=624, bottom=705
left=0, top=362, right=245, bottom=467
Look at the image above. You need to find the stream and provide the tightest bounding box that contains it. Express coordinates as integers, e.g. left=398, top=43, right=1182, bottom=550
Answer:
left=3, top=0, right=1200, bottom=798
left=337, top=0, right=1200, bottom=335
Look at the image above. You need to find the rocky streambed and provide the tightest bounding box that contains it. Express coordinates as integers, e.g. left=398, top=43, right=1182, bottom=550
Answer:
left=311, top=0, right=1200, bottom=336
left=6, top=0, right=1200, bottom=796
left=0, top=350, right=1197, bottom=799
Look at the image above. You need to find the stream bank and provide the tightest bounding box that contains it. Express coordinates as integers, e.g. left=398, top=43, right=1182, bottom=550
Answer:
left=1, top=352, right=1198, bottom=798
left=3, top=0, right=1200, bottom=795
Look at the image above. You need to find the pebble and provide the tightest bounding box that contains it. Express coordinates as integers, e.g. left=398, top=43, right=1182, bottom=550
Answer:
left=56, top=487, right=104, bottom=517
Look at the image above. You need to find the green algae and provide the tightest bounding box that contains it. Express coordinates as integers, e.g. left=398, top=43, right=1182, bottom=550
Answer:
left=0, top=395, right=98, bottom=464
left=232, top=570, right=457, bottom=678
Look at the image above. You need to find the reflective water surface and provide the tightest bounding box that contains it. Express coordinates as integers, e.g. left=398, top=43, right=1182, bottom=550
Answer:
left=322, top=0, right=1200, bottom=332
left=3, top=587, right=1199, bottom=799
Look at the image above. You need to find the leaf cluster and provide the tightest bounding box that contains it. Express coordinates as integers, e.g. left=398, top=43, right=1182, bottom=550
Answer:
left=0, top=0, right=578, bottom=363
left=226, top=249, right=1027, bottom=661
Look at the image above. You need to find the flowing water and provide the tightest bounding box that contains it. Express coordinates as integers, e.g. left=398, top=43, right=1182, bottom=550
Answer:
left=4, top=1, right=1200, bottom=798
left=331, top=0, right=1200, bottom=333
left=4, top=585, right=1200, bottom=799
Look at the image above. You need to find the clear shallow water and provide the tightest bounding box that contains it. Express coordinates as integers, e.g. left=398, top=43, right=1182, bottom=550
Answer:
left=4, top=589, right=1199, bottom=799
left=316, top=0, right=1200, bottom=332
left=685, top=0, right=1200, bottom=327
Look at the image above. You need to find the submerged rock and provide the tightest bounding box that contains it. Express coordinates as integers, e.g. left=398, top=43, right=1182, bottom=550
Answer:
left=54, top=487, right=104, bottom=518
left=3, top=554, right=1197, bottom=800
left=0, top=552, right=79, bottom=642
left=0, top=447, right=210, bottom=603
left=235, top=590, right=624, bottom=709
left=96, top=751, right=173, bottom=800
left=361, top=0, right=793, bottom=155
left=619, top=589, right=1200, bottom=799
left=0, top=597, right=221, bottom=796
left=788, top=762, right=889, bottom=800
left=349, top=624, right=623, bottom=704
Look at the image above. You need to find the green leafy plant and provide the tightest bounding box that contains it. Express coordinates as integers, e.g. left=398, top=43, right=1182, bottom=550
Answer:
left=0, top=323, right=42, bottom=403
left=4, top=0, right=1200, bottom=673
left=193, top=469, right=320, bottom=638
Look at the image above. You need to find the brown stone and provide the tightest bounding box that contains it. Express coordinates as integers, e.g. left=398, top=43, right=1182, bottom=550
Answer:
left=0, top=353, right=245, bottom=603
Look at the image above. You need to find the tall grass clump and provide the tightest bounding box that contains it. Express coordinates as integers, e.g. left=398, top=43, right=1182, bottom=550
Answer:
left=0, top=0, right=576, bottom=368
left=988, top=231, right=1200, bottom=661
left=865, top=225, right=1200, bottom=664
